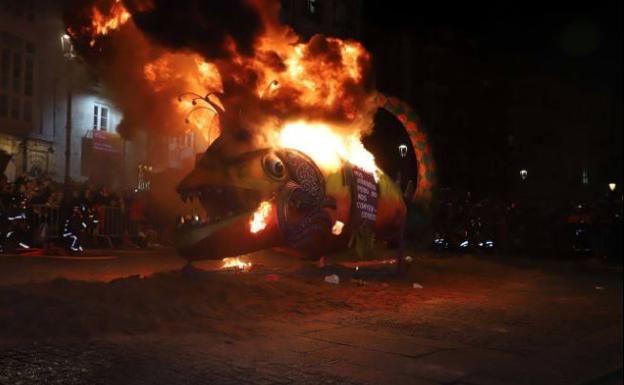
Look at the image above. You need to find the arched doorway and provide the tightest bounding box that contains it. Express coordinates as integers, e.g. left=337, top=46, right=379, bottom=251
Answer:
left=364, top=93, right=436, bottom=206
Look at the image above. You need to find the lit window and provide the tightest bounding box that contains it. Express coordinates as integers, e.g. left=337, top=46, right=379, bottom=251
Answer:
left=93, top=103, right=109, bottom=131
left=582, top=168, right=589, bottom=185
left=93, top=105, right=99, bottom=129
left=100, top=106, right=108, bottom=131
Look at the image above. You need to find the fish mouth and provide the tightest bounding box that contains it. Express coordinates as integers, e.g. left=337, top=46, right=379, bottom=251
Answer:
left=178, top=184, right=263, bottom=226
left=174, top=184, right=272, bottom=260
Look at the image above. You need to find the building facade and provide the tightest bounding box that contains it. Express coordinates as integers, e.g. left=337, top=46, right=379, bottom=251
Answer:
left=0, top=1, right=149, bottom=187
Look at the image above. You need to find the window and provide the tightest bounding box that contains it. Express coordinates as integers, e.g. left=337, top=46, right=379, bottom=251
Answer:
left=24, top=55, right=32, bottom=96
left=10, top=96, right=19, bottom=119
left=93, top=103, right=109, bottom=131
left=25, top=0, right=34, bottom=21
left=334, top=0, right=347, bottom=27
left=0, top=32, right=34, bottom=122
left=100, top=106, right=108, bottom=130
left=11, top=51, right=21, bottom=93
left=185, top=131, right=194, bottom=147
left=582, top=168, right=589, bottom=185
left=305, top=0, right=321, bottom=21
left=0, top=48, right=9, bottom=90
left=22, top=99, right=30, bottom=122
left=0, top=93, right=7, bottom=116
left=93, top=105, right=98, bottom=129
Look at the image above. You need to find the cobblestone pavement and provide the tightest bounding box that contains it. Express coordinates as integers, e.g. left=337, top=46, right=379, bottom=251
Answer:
left=0, top=253, right=622, bottom=385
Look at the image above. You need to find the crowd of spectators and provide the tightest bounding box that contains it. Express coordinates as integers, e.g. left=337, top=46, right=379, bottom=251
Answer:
left=429, top=188, right=623, bottom=260
left=2, top=173, right=621, bottom=260
left=0, top=174, right=160, bottom=253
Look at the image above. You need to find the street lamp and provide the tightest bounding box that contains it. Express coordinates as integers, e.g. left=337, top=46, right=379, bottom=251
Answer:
left=608, top=182, right=616, bottom=192
left=398, top=144, right=408, bottom=158
left=520, top=169, right=528, bottom=181
left=61, top=33, right=75, bottom=187
left=60, top=34, right=75, bottom=59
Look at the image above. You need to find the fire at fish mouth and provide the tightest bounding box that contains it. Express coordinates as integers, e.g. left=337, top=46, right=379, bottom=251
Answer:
left=177, top=185, right=264, bottom=229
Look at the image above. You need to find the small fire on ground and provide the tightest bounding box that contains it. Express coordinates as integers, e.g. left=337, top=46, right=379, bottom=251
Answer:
left=222, top=257, right=252, bottom=271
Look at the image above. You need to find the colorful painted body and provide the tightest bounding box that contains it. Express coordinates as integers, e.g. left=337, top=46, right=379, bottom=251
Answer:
left=175, top=145, right=404, bottom=260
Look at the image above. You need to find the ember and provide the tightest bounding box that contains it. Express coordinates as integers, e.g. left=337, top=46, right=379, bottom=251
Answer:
left=332, top=220, right=344, bottom=236
left=249, top=201, right=272, bottom=234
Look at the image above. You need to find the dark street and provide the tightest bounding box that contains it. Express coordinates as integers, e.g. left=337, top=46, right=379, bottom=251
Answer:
left=1, top=250, right=621, bottom=385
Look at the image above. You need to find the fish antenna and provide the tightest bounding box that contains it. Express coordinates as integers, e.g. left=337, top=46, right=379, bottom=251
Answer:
left=178, top=91, right=225, bottom=121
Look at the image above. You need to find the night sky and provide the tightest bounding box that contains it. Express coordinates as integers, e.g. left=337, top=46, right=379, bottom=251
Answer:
left=361, top=0, right=622, bottom=196
left=363, top=1, right=622, bottom=98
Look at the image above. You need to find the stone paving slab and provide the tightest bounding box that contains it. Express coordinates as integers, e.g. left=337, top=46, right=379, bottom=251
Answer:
left=400, top=347, right=524, bottom=384
left=303, top=325, right=459, bottom=358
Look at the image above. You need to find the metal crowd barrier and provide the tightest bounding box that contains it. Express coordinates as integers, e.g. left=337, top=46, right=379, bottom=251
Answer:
left=30, top=204, right=62, bottom=239
left=30, top=204, right=139, bottom=241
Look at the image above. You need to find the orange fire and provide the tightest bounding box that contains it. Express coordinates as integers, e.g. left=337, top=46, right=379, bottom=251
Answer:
left=143, top=53, right=223, bottom=143
left=77, top=1, right=379, bottom=172
left=250, top=35, right=370, bottom=117
left=249, top=201, right=272, bottom=234
left=89, top=0, right=131, bottom=46
left=222, top=257, right=252, bottom=270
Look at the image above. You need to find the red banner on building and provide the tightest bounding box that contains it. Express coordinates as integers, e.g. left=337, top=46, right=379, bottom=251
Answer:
left=92, top=130, right=122, bottom=154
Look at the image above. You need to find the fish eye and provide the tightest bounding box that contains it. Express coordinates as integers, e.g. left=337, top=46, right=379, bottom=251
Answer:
left=263, top=154, right=286, bottom=180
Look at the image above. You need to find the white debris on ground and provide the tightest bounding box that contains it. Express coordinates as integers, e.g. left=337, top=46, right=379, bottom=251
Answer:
left=324, top=274, right=340, bottom=284
left=413, top=282, right=424, bottom=289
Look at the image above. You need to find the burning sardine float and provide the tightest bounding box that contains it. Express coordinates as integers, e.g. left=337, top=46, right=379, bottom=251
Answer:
left=174, top=94, right=436, bottom=261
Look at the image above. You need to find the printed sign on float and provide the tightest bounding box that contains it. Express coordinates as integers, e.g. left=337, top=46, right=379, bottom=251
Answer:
left=352, top=166, right=378, bottom=225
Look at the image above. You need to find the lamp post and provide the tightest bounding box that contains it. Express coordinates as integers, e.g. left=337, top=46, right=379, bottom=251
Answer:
left=60, top=34, right=75, bottom=187
left=398, top=144, right=408, bottom=158
left=520, top=169, right=528, bottom=181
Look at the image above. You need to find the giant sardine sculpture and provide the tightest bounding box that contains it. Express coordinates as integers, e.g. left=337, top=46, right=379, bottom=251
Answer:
left=174, top=94, right=435, bottom=261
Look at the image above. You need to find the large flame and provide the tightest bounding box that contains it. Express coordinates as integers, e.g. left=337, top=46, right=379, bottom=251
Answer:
left=73, top=1, right=379, bottom=173
left=250, top=35, right=369, bottom=118
left=275, top=121, right=378, bottom=176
